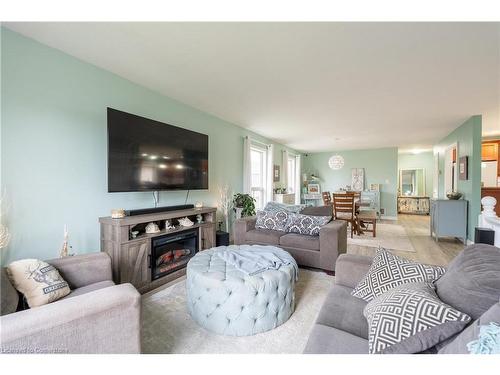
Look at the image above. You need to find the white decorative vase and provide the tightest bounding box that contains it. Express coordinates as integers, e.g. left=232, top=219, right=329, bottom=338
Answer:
left=235, top=207, right=243, bottom=220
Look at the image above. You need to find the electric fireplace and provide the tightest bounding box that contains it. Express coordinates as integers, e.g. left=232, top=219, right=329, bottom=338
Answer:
left=151, top=229, right=198, bottom=281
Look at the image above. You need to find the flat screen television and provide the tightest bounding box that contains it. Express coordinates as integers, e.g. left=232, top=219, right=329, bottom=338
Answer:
left=107, top=108, right=208, bottom=192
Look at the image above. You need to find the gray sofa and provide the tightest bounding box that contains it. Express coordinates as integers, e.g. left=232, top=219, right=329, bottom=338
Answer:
left=1, top=252, right=141, bottom=354
left=304, top=244, right=500, bottom=354
left=234, top=206, right=348, bottom=272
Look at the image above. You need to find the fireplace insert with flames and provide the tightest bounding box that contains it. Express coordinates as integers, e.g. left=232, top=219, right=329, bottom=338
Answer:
left=151, top=229, right=198, bottom=281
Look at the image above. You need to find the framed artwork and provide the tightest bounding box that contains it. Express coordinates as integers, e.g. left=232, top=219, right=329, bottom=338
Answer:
left=459, top=156, right=468, bottom=180
left=370, top=183, right=380, bottom=191
left=351, top=168, right=365, bottom=191
left=273, top=165, right=280, bottom=182
left=307, top=183, right=320, bottom=194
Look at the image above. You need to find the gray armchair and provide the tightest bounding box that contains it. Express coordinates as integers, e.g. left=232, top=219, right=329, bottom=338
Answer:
left=1, top=253, right=141, bottom=354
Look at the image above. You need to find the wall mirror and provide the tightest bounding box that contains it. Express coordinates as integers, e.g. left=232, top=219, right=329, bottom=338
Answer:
left=399, top=168, right=426, bottom=196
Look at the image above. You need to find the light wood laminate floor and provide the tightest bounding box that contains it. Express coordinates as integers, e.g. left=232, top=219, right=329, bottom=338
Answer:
left=347, top=214, right=465, bottom=266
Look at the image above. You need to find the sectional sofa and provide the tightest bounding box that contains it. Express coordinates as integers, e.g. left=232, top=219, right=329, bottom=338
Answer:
left=304, top=244, right=500, bottom=354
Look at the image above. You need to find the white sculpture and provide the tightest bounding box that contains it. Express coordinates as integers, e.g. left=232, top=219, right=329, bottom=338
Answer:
left=178, top=217, right=194, bottom=227
left=478, top=196, right=500, bottom=247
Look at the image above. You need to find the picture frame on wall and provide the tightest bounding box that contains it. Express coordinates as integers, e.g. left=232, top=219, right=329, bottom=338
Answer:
left=273, top=165, right=280, bottom=182
left=459, top=156, right=468, bottom=180
left=370, top=183, right=380, bottom=191
left=307, top=183, right=320, bottom=194
left=351, top=168, right=365, bottom=191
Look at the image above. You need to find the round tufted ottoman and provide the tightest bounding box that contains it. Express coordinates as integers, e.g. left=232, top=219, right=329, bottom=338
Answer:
left=186, top=245, right=297, bottom=336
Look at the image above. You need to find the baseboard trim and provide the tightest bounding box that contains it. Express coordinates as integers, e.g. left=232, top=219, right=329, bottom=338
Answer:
left=381, top=215, right=397, bottom=220
left=466, top=239, right=474, bottom=246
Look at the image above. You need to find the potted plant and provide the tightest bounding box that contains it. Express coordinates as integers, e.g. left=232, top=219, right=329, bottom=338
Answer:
left=232, top=193, right=256, bottom=219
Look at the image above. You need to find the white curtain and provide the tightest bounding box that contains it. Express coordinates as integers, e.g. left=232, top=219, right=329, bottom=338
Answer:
left=282, top=150, right=289, bottom=191
left=266, top=144, right=274, bottom=204
left=295, top=154, right=302, bottom=204
left=243, top=136, right=252, bottom=194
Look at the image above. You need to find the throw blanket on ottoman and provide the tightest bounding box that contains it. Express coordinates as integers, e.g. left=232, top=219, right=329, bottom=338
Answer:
left=186, top=245, right=297, bottom=336
left=215, top=244, right=299, bottom=280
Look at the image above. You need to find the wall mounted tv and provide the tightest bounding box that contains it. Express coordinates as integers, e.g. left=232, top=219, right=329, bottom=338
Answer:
left=107, top=108, right=208, bottom=192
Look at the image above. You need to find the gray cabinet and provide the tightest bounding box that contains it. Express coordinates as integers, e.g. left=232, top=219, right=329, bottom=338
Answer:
left=430, top=199, right=468, bottom=244
left=120, top=240, right=150, bottom=290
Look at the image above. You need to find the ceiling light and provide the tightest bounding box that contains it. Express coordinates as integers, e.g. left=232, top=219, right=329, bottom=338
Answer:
left=175, top=164, right=184, bottom=169
left=162, top=156, right=170, bottom=159
left=328, top=155, right=344, bottom=170
left=141, top=153, right=148, bottom=157
left=158, top=164, right=167, bottom=169
left=149, top=155, right=158, bottom=160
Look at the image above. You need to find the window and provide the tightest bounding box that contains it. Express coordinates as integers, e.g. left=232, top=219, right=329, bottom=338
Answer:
left=250, top=145, right=268, bottom=209
left=287, top=155, right=297, bottom=193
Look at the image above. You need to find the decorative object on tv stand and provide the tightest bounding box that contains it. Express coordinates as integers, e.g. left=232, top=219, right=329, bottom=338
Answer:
left=446, top=191, right=463, bottom=200
left=130, top=230, right=139, bottom=239
left=59, top=225, right=73, bottom=258
left=194, top=202, right=203, bottom=209
left=196, top=214, right=203, bottom=224
left=328, top=154, right=345, bottom=170
left=217, top=184, right=232, bottom=232
left=459, top=156, right=468, bottom=180
left=145, top=222, right=160, bottom=234
left=233, top=193, right=256, bottom=219
left=307, top=183, right=320, bottom=194
left=164, top=220, right=175, bottom=230
left=178, top=217, right=194, bottom=227
left=111, top=209, right=125, bottom=219
left=351, top=168, right=365, bottom=191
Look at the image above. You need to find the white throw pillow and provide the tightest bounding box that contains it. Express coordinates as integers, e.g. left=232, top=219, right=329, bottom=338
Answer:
left=6, top=259, right=70, bottom=308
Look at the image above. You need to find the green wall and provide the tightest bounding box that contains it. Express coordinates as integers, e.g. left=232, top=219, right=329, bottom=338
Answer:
left=436, top=115, right=482, bottom=241
left=398, top=151, right=434, bottom=197
left=0, top=28, right=297, bottom=264
left=302, top=147, right=398, bottom=218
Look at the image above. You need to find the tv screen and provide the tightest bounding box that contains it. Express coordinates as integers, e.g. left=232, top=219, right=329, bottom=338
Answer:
left=107, top=108, right=208, bottom=192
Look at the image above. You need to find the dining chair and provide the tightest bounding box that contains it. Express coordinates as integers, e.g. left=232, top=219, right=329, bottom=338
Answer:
left=333, top=192, right=357, bottom=238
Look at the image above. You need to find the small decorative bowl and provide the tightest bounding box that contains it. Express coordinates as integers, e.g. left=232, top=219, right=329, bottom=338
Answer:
left=446, top=191, right=463, bottom=200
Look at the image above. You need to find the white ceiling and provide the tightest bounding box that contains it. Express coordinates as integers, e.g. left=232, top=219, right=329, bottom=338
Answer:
left=5, top=22, right=500, bottom=153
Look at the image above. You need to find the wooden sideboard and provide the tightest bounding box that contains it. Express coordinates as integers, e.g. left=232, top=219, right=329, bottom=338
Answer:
left=99, top=207, right=217, bottom=293
left=398, top=196, right=430, bottom=215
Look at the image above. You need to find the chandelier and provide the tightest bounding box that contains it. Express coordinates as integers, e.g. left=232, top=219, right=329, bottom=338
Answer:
left=328, top=155, right=344, bottom=170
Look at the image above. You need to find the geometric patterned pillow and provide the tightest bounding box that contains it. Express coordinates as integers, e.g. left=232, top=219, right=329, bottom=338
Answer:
left=255, top=209, right=291, bottom=232
left=364, top=282, right=471, bottom=354
left=351, top=247, right=446, bottom=302
left=286, top=213, right=331, bottom=236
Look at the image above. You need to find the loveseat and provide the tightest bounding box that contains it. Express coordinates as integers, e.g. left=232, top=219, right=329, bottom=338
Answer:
left=304, top=244, right=500, bottom=354
left=1, top=252, right=141, bottom=354
left=234, top=206, right=348, bottom=272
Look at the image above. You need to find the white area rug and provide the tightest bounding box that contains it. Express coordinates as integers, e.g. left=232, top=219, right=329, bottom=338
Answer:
left=142, top=269, right=334, bottom=353
left=348, top=223, right=415, bottom=252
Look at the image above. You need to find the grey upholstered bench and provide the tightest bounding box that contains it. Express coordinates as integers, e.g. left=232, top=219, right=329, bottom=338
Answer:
left=186, top=246, right=296, bottom=336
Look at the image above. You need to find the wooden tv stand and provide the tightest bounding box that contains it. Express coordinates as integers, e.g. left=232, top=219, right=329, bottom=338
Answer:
left=99, top=207, right=217, bottom=293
